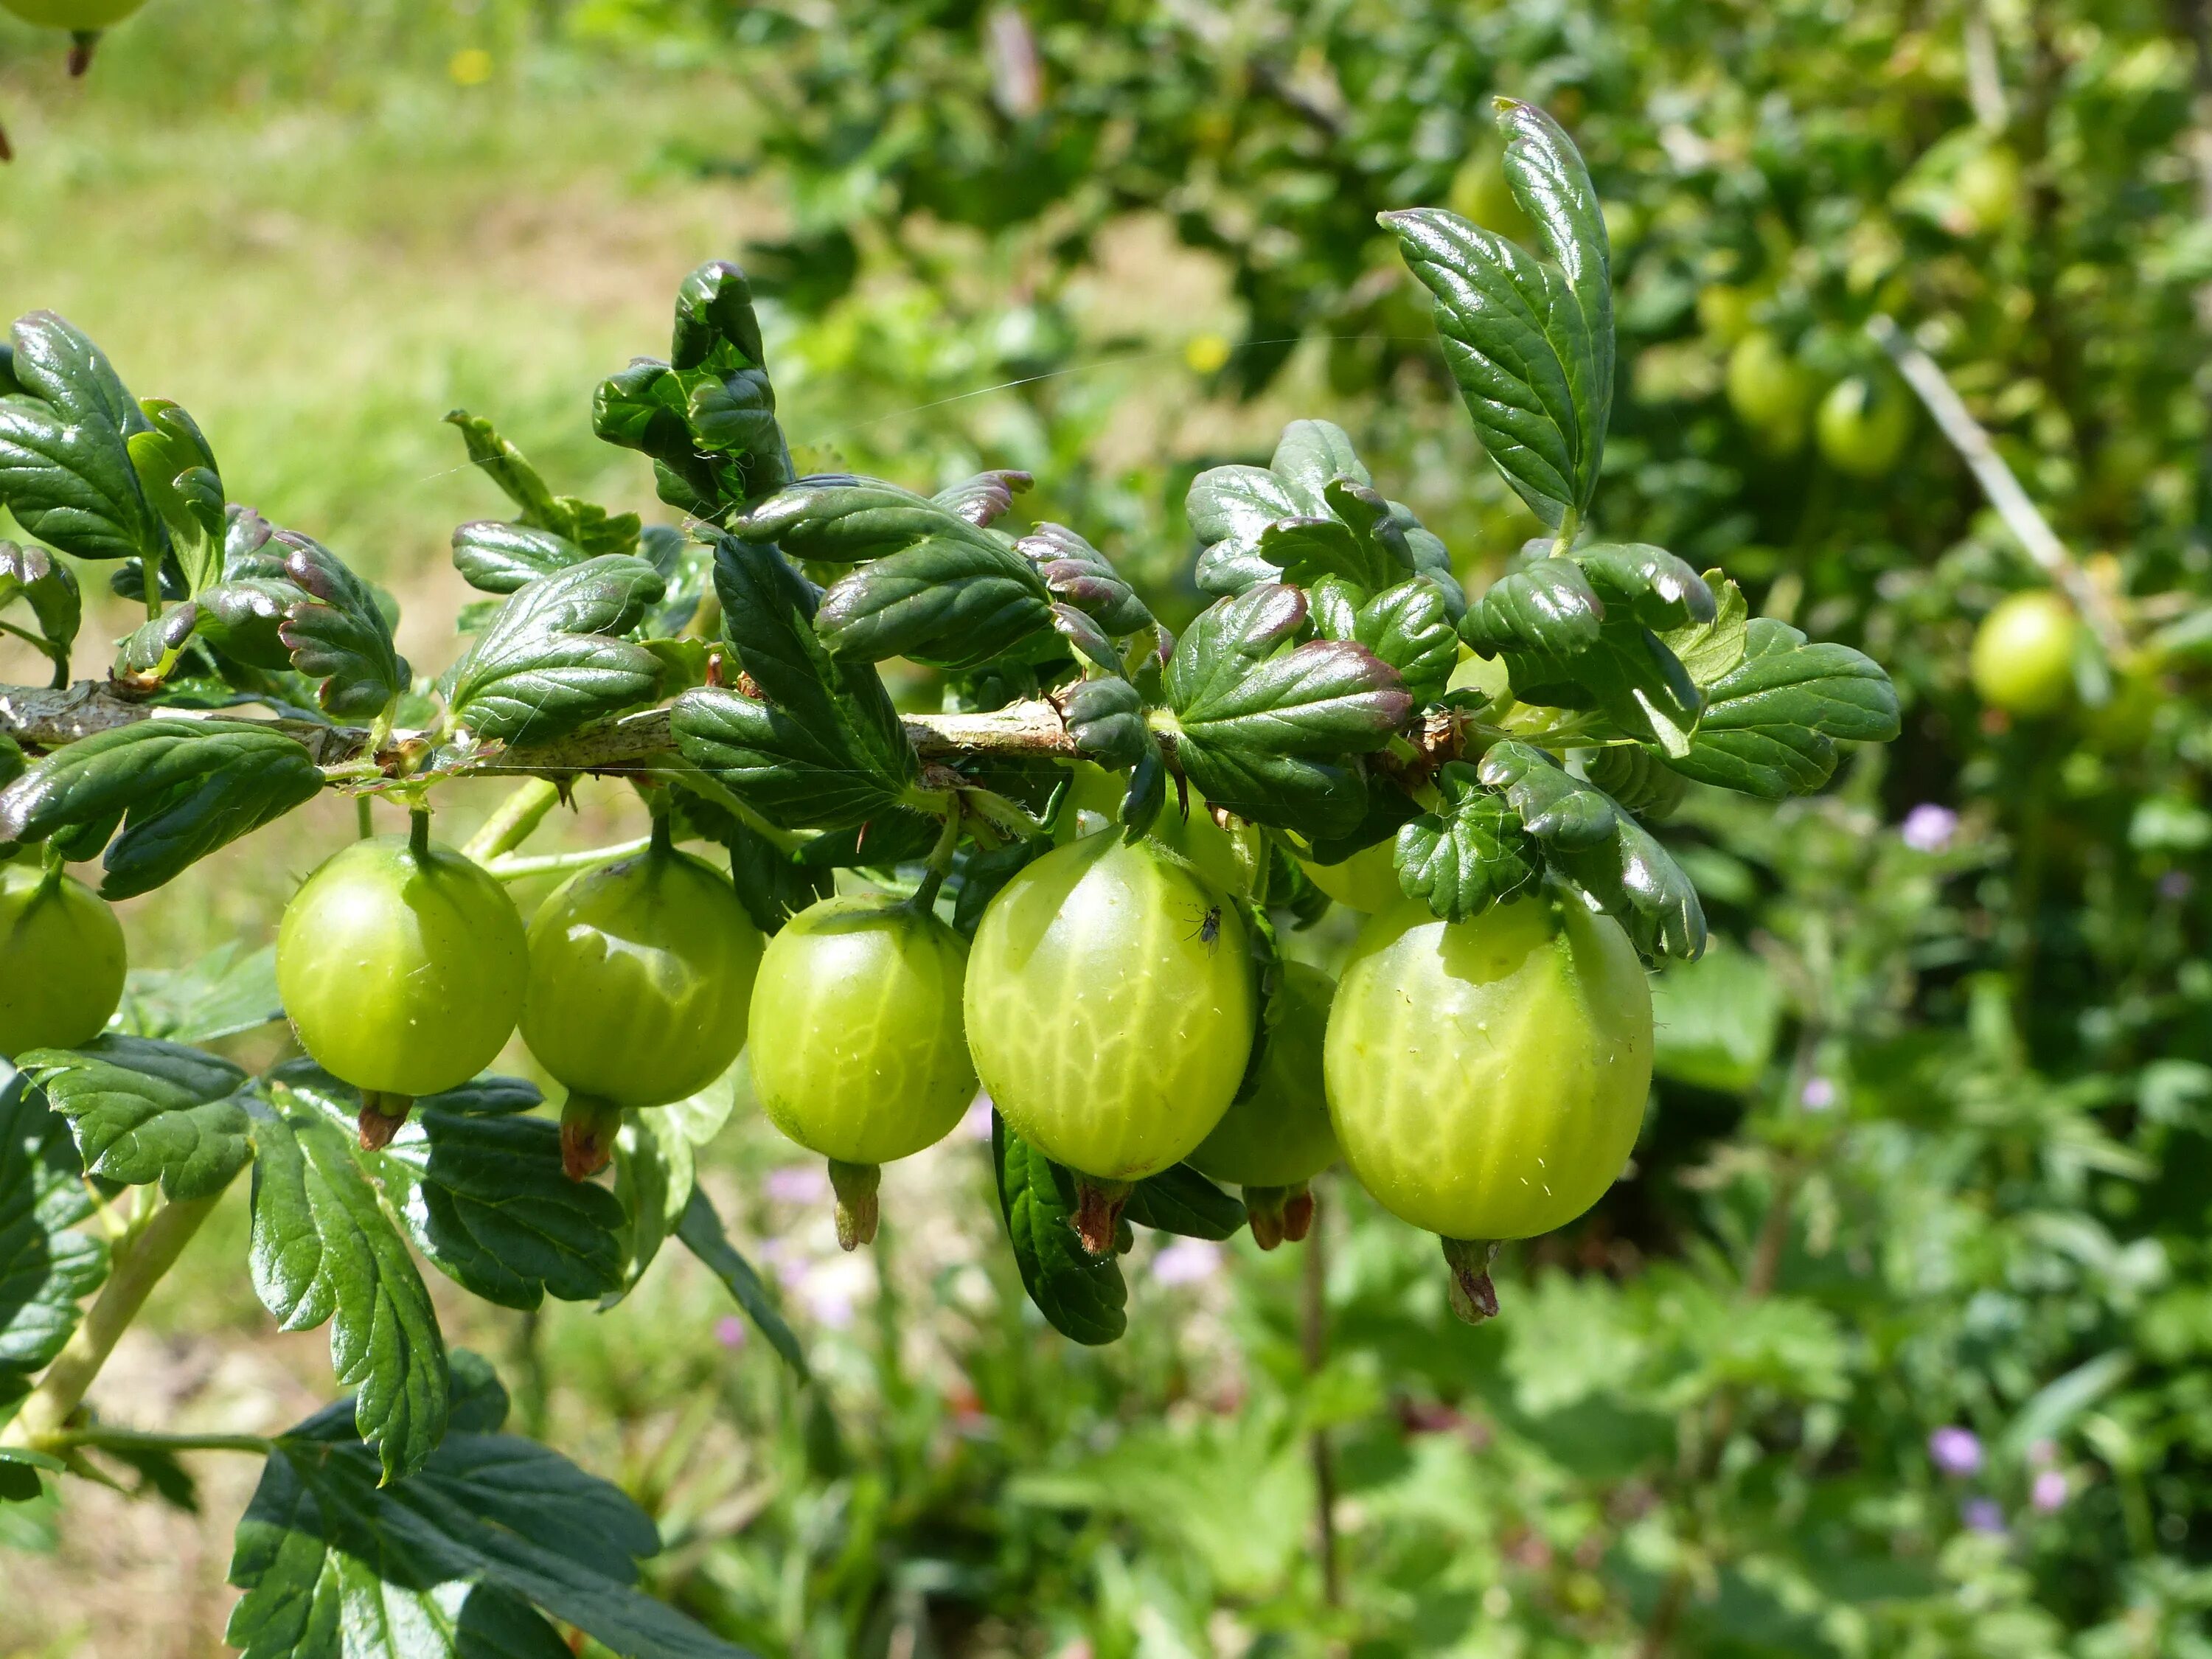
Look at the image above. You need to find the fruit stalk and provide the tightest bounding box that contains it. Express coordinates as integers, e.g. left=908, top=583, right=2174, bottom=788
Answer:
left=560, top=1093, right=624, bottom=1181
left=1071, top=1176, right=1132, bottom=1256
left=356, top=1088, right=413, bottom=1150
left=827, top=1159, right=880, bottom=1251
left=1441, top=1237, right=1501, bottom=1324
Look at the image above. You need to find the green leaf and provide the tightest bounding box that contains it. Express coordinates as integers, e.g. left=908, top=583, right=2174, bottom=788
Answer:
left=0, top=1445, right=62, bottom=1506
left=1394, top=762, right=1540, bottom=922
left=1318, top=577, right=1458, bottom=706
left=734, top=475, right=966, bottom=563
left=1663, top=617, right=1902, bottom=798
left=226, top=1365, right=748, bottom=1659
left=1495, top=97, right=1614, bottom=501
left=451, top=521, right=585, bottom=595
left=1061, top=676, right=1151, bottom=770
left=814, top=533, right=1054, bottom=670
left=610, top=1105, right=694, bottom=1299
left=1018, top=522, right=1155, bottom=636
left=1381, top=206, right=1588, bottom=529
left=1650, top=941, right=1784, bottom=1093
left=1660, top=568, right=1749, bottom=687
left=0, top=720, right=325, bottom=899
left=992, top=1113, right=1126, bottom=1346
left=670, top=535, right=917, bottom=830
left=0, top=539, right=82, bottom=665
left=1479, top=740, right=1705, bottom=960
left=128, top=400, right=226, bottom=594
left=0, top=313, right=160, bottom=563
left=1461, top=551, right=1706, bottom=756
left=271, top=1065, right=625, bottom=1312
left=1123, top=1165, right=1245, bottom=1241
left=1582, top=745, right=1688, bottom=820
left=117, top=941, right=284, bottom=1044
left=1164, top=584, right=1408, bottom=835
left=246, top=1093, right=449, bottom=1484
left=278, top=533, right=411, bottom=720
left=933, top=468, right=1032, bottom=528
left=675, top=1188, right=810, bottom=1381
left=17, top=1037, right=254, bottom=1202
left=447, top=556, right=667, bottom=746
left=444, top=410, right=641, bottom=557
left=0, top=1067, right=108, bottom=1384
left=197, top=577, right=302, bottom=674
left=710, top=817, right=832, bottom=935
left=593, top=359, right=723, bottom=519
left=663, top=260, right=796, bottom=505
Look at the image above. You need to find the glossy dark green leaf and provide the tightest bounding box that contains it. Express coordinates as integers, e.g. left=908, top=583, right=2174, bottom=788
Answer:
left=796, top=807, right=944, bottom=870
left=278, top=533, right=410, bottom=720
left=1583, top=745, right=1688, bottom=819
left=1122, top=1164, right=1245, bottom=1240
left=1459, top=558, right=1603, bottom=658
left=706, top=532, right=914, bottom=777
left=1478, top=742, right=1705, bottom=960
left=226, top=1363, right=747, bottom=1659
left=0, top=540, right=82, bottom=666
left=953, top=836, right=1054, bottom=938
left=992, top=1112, right=1126, bottom=1346
left=1382, top=207, right=1587, bottom=529
left=815, top=534, right=1054, bottom=669
left=1576, top=543, right=1714, bottom=632
left=0, top=1068, right=108, bottom=1383
left=734, top=476, right=959, bottom=563
left=0, top=719, right=324, bottom=899
left=1019, top=521, right=1155, bottom=636
left=669, top=260, right=795, bottom=501
left=271, top=1064, right=625, bottom=1312
left=451, top=521, right=585, bottom=595
left=933, top=468, right=1033, bottom=528
left=17, top=1036, right=254, bottom=1202
left=195, top=577, right=301, bottom=673
left=592, top=358, right=723, bottom=519
left=1323, top=578, right=1458, bottom=706
left=670, top=685, right=910, bottom=832
left=1169, top=585, right=1408, bottom=749
left=1061, top=675, right=1151, bottom=769
left=1394, top=763, right=1540, bottom=923
left=116, top=599, right=202, bottom=681
left=1496, top=97, right=1613, bottom=502
left=675, top=1188, right=810, bottom=1382
left=448, top=556, right=666, bottom=745
left=0, top=1445, right=62, bottom=1506
left=1663, top=617, right=1902, bottom=798
left=0, top=312, right=159, bottom=563
left=0, top=733, right=24, bottom=790
left=246, top=1093, right=449, bottom=1484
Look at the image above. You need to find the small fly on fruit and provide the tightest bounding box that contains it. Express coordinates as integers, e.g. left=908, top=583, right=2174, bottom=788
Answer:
left=1185, top=903, right=1223, bottom=953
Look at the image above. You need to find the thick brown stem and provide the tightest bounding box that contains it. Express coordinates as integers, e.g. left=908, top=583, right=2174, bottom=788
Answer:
left=1, top=1191, right=226, bottom=1451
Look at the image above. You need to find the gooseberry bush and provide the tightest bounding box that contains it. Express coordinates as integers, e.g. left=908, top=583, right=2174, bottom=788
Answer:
left=0, top=105, right=1896, bottom=1650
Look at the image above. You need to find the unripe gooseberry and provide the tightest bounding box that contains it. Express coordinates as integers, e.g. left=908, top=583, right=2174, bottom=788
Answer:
left=276, top=823, right=526, bottom=1143
left=1186, top=961, right=1339, bottom=1248
left=521, top=827, right=762, bottom=1179
left=1725, top=330, right=1814, bottom=456
left=748, top=893, right=975, bottom=1248
left=1325, top=894, right=1652, bottom=1321
left=966, top=832, right=1253, bottom=1248
left=1970, top=591, right=2079, bottom=717
left=0, top=860, right=125, bottom=1057
left=0, top=0, right=149, bottom=28
left=1815, top=373, right=1913, bottom=479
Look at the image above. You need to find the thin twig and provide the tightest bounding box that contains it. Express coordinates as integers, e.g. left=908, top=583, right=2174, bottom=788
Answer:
left=1865, top=314, right=2127, bottom=658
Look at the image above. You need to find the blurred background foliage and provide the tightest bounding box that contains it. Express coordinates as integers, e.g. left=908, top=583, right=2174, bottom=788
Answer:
left=4, top=1, right=2212, bottom=1655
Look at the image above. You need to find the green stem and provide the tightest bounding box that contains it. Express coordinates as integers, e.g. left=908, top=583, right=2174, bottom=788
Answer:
left=485, top=838, right=650, bottom=882
left=1548, top=506, right=1580, bottom=556
left=355, top=795, right=373, bottom=841
left=461, top=777, right=560, bottom=863
left=408, top=804, right=434, bottom=860
left=908, top=807, right=964, bottom=911
left=1, top=1192, right=227, bottom=1453
left=48, top=1425, right=272, bottom=1458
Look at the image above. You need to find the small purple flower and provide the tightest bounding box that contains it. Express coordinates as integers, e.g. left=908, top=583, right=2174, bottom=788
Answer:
left=714, top=1315, right=748, bottom=1351
left=2031, top=1470, right=2067, bottom=1513
left=2160, top=870, right=2194, bottom=902
left=1800, top=1076, right=1839, bottom=1112
left=1961, top=1498, right=2007, bottom=1536
left=960, top=1093, right=995, bottom=1141
left=1150, top=1238, right=1222, bottom=1287
left=1900, top=804, right=1959, bottom=854
left=1930, top=1425, right=1983, bottom=1477
left=764, top=1164, right=831, bottom=1206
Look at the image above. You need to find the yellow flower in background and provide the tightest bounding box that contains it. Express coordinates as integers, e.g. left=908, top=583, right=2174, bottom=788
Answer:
left=1183, top=333, right=1231, bottom=375
left=449, top=48, right=495, bottom=87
